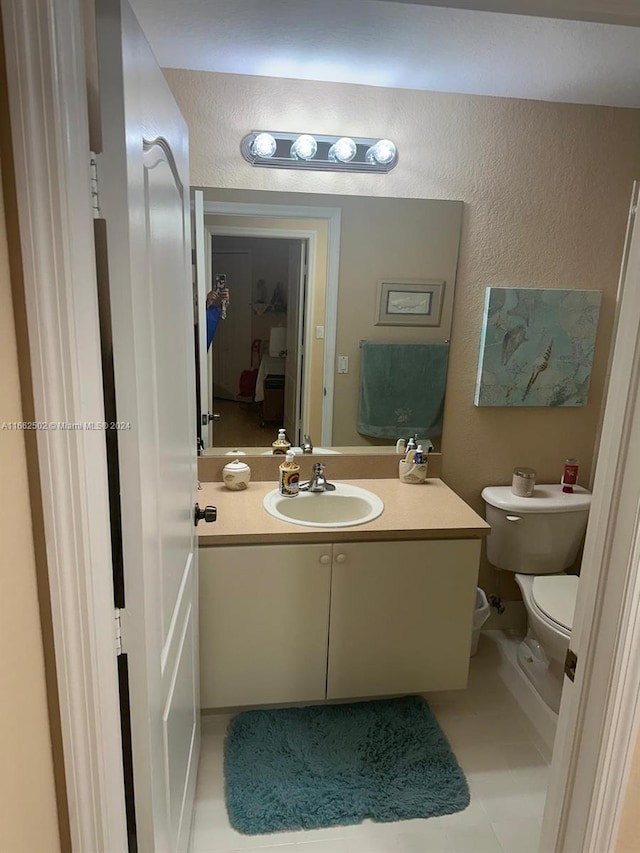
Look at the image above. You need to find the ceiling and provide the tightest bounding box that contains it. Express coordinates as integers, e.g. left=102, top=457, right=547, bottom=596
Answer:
left=129, top=0, right=640, bottom=107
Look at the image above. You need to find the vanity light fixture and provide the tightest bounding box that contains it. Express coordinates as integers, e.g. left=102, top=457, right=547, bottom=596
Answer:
left=365, top=138, right=397, bottom=166
left=290, top=133, right=318, bottom=160
left=328, top=137, right=357, bottom=163
left=241, top=131, right=398, bottom=173
left=249, top=132, right=277, bottom=159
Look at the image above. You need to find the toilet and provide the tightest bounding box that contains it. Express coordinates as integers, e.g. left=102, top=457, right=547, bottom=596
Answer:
left=481, top=483, right=591, bottom=713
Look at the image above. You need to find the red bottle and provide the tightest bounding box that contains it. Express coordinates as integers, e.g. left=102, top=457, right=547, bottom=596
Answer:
left=562, top=458, right=579, bottom=493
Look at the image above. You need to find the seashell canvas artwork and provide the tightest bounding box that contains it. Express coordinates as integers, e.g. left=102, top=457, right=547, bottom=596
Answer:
left=474, top=287, right=602, bottom=407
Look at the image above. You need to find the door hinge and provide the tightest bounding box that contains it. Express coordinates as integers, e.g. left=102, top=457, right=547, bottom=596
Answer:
left=114, top=607, right=123, bottom=656
left=90, top=151, right=100, bottom=218
left=564, top=648, right=577, bottom=682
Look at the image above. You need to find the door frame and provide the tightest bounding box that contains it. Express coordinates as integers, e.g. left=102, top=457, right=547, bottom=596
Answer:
left=202, top=200, right=341, bottom=447
left=206, top=224, right=317, bottom=444
left=540, top=185, right=640, bottom=852
left=4, top=2, right=640, bottom=852
left=1, top=1, right=128, bottom=850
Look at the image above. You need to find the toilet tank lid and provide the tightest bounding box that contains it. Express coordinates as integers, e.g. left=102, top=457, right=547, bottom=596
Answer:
left=481, top=484, right=591, bottom=513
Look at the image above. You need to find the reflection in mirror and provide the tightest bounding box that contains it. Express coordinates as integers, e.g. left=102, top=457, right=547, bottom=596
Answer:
left=193, top=188, right=463, bottom=455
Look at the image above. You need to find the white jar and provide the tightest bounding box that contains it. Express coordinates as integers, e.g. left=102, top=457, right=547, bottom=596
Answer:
left=222, top=459, right=251, bottom=491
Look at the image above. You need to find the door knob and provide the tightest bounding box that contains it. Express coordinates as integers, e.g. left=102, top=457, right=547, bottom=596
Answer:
left=319, top=554, right=331, bottom=565
left=335, top=553, right=346, bottom=563
left=194, top=503, right=217, bottom=526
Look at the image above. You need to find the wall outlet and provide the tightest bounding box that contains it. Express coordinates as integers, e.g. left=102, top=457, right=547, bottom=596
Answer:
left=337, top=356, right=349, bottom=374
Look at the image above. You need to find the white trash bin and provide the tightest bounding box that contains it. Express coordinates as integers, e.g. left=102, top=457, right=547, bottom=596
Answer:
left=470, top=588, right=490, bottom=656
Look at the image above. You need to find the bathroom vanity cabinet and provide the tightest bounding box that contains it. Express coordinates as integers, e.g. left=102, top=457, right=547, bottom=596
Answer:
left=199, top=538, right=481, bottom=708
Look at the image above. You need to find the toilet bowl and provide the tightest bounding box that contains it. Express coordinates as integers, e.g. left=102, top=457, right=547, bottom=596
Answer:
left=481, top=484, right=590, bottom=713
left=514, top=573, right=577, bottom=713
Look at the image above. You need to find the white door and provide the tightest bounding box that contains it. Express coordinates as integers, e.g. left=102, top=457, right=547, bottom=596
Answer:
left=284, top=242, right=306, bottom=445
left=95, top=2, right=200, bottom=850
left=211, top=250, right=253, bottom=403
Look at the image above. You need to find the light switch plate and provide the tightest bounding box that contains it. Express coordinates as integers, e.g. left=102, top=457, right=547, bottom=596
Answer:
left=338, top=356, right=349, bottom=374
left=316, top=325, right=325, bottom=339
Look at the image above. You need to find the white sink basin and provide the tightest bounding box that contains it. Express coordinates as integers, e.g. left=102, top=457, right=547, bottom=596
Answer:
left=263, top=483, right=384, bottom=528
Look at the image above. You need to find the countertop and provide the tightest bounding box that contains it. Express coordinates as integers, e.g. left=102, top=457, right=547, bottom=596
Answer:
left=197, top=478, right=490, bottom=546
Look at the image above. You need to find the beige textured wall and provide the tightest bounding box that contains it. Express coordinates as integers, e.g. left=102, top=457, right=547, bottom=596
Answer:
left=0, top=160, right=61, bottom=849
left=166, top=69, right=640, bottom=596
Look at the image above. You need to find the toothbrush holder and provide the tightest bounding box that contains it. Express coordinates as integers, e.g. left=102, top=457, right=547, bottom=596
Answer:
left=399, top=459, right=428, bottom=484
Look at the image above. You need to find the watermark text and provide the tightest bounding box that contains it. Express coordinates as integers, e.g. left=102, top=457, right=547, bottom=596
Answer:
left=2, top=421, right=132, bottom=431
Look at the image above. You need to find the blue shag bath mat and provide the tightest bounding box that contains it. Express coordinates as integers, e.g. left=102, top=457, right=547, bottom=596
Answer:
left=224, top=695, right=469, bottom=834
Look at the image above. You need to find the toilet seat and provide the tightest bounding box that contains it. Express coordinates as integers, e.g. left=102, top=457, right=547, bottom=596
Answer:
left=531, top=575, right=578, bottom=632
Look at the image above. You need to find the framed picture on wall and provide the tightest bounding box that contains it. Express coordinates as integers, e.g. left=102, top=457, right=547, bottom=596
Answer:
left=375, top=279, right=445, bottom=327
left=474, top=287, right=602, bottom=407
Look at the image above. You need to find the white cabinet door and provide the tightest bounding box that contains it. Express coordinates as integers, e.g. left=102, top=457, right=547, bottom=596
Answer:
left=200, top=544, right=332, bottom=707
left=326, top=540, right=481, bottom=699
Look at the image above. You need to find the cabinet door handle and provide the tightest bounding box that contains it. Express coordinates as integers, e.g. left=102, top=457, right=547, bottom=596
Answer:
left=506, top=515, right=522, bottom=523
left=319, top=554, right=331, bottom=565
left=335, top=553, right=346, bottom=564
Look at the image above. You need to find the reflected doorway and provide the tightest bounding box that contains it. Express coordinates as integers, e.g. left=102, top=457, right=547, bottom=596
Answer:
left=209, top=235, right=307, bottom=447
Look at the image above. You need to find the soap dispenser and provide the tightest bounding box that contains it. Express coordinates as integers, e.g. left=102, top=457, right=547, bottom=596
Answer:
left=279, top=451, right=300, bottom=497
left=272, top=428, right=291, bottom=455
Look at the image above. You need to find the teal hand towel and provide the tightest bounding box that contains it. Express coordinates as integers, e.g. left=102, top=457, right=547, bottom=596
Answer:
left=357, top=342, right=450, bottom=438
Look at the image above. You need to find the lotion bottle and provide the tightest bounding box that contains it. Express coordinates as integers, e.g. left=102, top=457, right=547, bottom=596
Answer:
left=279, top=451, right=300, bottom=497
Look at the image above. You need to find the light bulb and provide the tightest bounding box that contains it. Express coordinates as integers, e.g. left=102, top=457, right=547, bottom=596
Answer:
left=290, top=134, right=317, bottom=161
left=365, top=139, right=396, bottom=166
left=328, top=137, right=357, bottom=163
left=250, top=133, right=277, bottom=158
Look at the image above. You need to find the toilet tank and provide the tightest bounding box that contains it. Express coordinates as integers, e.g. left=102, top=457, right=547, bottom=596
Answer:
left=481, top=484, right=591, bottom=575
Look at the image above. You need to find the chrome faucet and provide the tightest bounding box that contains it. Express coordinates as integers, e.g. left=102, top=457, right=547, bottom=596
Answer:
left=301, top=434, right=314, bottom=454
left=300, top=462, right=336, bottom=492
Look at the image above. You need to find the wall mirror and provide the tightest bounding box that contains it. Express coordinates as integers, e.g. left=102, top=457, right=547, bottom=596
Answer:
left=193, top=187, right=463, bottom=454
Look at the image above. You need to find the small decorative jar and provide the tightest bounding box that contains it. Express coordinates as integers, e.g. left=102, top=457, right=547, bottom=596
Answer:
left=222, top=459, right=251, bottom=491
left=512, top=466, right=536, bottom=497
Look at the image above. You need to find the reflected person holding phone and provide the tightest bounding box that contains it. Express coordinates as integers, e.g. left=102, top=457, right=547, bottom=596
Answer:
left=206, top=286, right=230, bottom=350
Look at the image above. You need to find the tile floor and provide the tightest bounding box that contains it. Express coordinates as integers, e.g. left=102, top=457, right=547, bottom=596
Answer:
left=190, top=631, right=554, bottom=853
